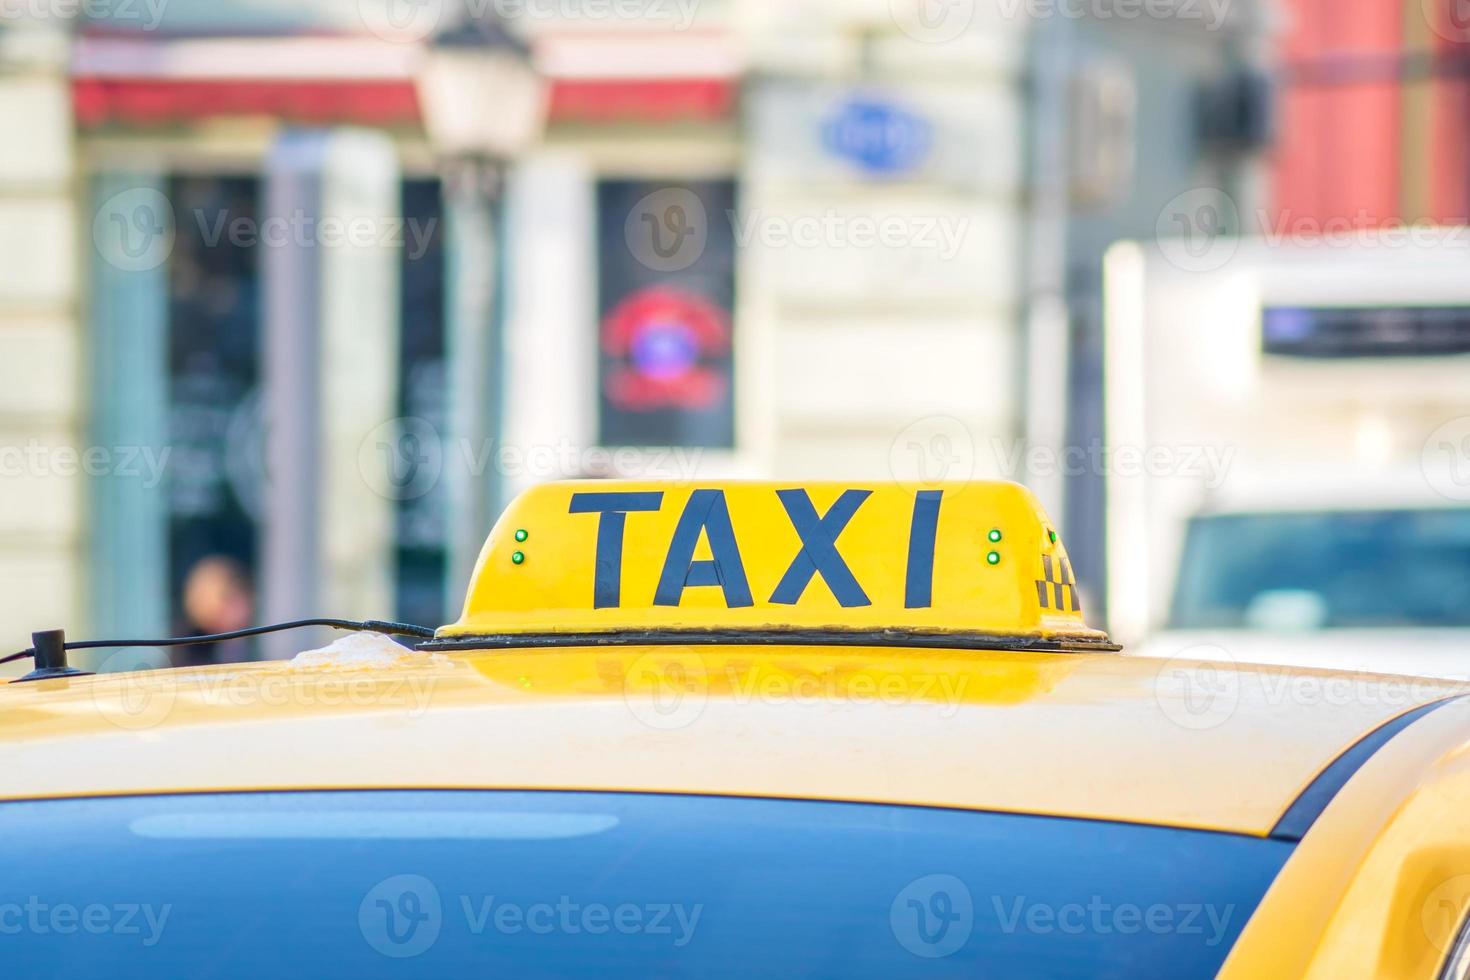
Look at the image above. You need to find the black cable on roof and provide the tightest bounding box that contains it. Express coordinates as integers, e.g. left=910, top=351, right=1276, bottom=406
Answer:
left=4, top=619, right=437, bottom=680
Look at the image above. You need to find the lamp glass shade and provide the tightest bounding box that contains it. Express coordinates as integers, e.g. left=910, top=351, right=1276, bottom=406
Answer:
left=417, top=48, right=547, bottom=158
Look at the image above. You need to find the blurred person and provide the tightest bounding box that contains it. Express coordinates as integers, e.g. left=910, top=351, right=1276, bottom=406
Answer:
left=174, top=556, right=255, bottom=667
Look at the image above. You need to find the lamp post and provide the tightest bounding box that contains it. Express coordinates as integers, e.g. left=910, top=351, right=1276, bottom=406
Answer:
left=416, top=11, right=547, bottom=599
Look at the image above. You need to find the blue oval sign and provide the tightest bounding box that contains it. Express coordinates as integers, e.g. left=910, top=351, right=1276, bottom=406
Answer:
left=822, top=98, right=933, bottom=176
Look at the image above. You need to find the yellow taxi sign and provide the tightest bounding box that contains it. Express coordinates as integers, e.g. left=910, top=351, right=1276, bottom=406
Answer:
left=435, top=481, right=1113, bottom=651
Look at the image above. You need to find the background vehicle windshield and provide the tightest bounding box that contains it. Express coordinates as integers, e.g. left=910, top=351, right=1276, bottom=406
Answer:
left=0, top=790, right=1290, bottom=979
left=1171, top=509, right=1470, bottom=629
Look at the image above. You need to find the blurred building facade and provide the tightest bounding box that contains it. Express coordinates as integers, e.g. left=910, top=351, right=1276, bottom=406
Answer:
left=0, top=0, right=1036, bottom=649
left=0, top=0, right=1287, bottom=651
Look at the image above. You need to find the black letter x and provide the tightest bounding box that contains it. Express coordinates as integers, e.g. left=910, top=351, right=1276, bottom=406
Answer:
left=768, top=489, right=872, bottom=608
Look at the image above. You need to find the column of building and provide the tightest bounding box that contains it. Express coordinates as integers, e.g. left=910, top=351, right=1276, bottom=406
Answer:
left=738, top=2, right=1030, bottom=488
left=0, top=21, right=84, bottom=643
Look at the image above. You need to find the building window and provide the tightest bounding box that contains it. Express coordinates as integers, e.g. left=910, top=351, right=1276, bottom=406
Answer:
left=395, top=178, right=449, bottom=627
left=166, top=175, right=262, bottom=654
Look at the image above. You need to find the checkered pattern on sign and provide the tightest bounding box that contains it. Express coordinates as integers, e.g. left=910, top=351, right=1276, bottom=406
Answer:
left=1036, top=555, right=1080, bottom=613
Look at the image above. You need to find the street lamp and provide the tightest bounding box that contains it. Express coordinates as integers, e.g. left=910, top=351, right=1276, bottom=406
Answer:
left=415, top=9, right=548, bottom=600
left=417, top=14, right=546, bottom=160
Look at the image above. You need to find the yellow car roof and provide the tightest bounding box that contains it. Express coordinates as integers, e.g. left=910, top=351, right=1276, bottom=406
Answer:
left=1, top=643, right=1460, bottom=838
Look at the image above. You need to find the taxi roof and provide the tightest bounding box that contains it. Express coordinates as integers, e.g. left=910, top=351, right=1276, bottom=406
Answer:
left=0, top=642, right=1460, bottom=838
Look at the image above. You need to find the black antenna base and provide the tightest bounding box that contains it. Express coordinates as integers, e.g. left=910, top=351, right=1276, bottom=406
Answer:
left=16, top=630, right=93, bottom=683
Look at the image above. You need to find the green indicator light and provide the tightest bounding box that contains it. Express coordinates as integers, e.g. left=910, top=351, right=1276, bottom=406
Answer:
left=511, top=551, right=526, bottom=566
left=988, top=529, right=1002, bottom=543
left=986, top=551, right=1001, bottom=566
left=1048, top=530, right=1058, bottom=544
left=514, top=529, right=529, bottom=542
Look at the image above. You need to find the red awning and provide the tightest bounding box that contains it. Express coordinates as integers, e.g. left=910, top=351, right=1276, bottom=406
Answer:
left=73, top=78, right=423, bottom=127
left=70, top=34, right=739, bottom=129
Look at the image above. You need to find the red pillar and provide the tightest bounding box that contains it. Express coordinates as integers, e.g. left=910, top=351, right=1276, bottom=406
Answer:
left=1429, top=0, right=1470, bottom=222
left=1271, top=0, right=1404, bottom=226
